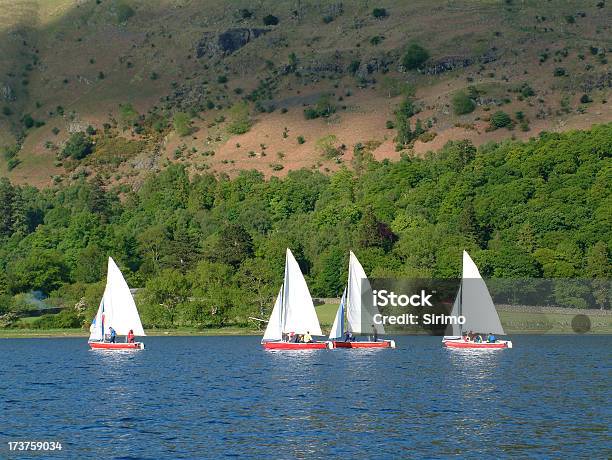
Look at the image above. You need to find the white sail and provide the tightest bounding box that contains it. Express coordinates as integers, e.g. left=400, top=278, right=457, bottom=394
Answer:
left=329, top=288, right=346, bottom=339
left=88, top=298, right=104, bottom=341
left=262, top=289, right=283, bottom=342
left=459, top=250, right=505, bottom=335
left=282, top=249, right=322, bottom=336
left=92, top=257, right=145, bottom=338
left=346, top=251, right=385, bottom=335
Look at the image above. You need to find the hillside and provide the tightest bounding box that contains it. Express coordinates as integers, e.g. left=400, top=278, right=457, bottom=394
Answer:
left=0, top=0, right=610, bottom=188
left=0, top=125, right=610, bottom=329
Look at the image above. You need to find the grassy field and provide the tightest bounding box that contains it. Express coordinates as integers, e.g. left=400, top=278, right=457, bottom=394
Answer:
left=2, top=304, right=610, bottom=338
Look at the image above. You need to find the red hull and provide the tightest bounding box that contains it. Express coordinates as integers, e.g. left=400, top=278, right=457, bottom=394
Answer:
left=332, top=340, right=395, bottom=349
left=89, top=342, right=144, bottom=350
left=262, top=341, right=330, bottom=350
left=443, top=340, right=509, bottom=349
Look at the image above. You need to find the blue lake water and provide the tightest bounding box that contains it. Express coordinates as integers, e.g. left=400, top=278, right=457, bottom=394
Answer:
left=0, top=335, right=610, bottom=459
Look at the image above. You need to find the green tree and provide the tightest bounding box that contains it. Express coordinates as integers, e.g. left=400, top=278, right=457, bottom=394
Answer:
left=452, top=91, right=476, bottom=115
left=61, top=133, right=93, bottom=160
left=402, top=44, right=429, bottom=70
left=215, top=224, right=253, bottom=268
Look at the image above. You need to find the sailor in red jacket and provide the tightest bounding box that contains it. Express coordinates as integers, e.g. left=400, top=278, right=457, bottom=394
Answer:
left=127, top=329, right=135, bottom=343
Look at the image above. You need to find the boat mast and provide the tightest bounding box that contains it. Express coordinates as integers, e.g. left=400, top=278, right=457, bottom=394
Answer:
left=458, top=280, right=463, bottom=337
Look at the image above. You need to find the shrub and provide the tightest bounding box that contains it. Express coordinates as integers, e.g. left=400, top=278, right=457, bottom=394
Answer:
left=520, top=83, right=535, bottom=98
left=401, top=44, right=429, bottom=70
left=372, top=8, right=388, bottom=18
left=2, top=106, right=11, bottom=116
left=240, top=9, right=253, bottom=19
left=62, top=132, right=93, bottom=160
left=31, top=309, right=81, bottom=329
left=316, top=134, right=340, bottom=159
left=348, top=60, right=361, bottom=74
left=580, top=94, right=592, bottom=103
left=116, top=2, right=135, bottom=23
left=263, top=14, right=279, bottom=25
left=386, top=120, right=394, bottom=129
left=452, top=91, right=476, bottom=115
left=490, top=111, right=512, bottom=129
left=553, top=67, right=566, bottom=77
left=297, top=136, right=306, bottom=144
left=22, top=114, right=34, bottom=128
left=303, top=94, right=336, bottom=120
left=217, top=75, right=228, bottom=84
left=370, top=35, right=384, bottom=45
left=119, top=103, right=139, bottom=127
left=52, top=127, right=60, bottom=135
left=173, top=112, right=192, bottom=136
left=7, top=158, right=20, bottom=171
left=227, top=102, right=252, bottom=135
left=270, top=163, right=284, bottom=171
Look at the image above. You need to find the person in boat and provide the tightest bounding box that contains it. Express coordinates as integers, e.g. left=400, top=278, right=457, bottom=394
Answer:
left=372, top=324, right=378, bottom=342
left=344, top=331, right=353, bottom=342
left=108, top=326, right=116, bottom=343
left=127, top=329, right=135, bottom=343
left=475, top=334, right=483, bottom=343
left=467, top=330, right=474, bottom=341
left=303, top=331, right=313, bottom=343
left=487, top=332, right=496, bottom=343
left=462, top=333, right=469, bottom=341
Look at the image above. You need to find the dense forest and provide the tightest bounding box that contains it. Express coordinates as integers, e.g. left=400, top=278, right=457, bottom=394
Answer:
left=0, top=125, right=610, bottom=329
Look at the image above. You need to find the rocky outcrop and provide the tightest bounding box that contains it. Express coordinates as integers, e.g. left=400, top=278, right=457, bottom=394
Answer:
left=419, top=50, right=498, bottom=75
left=580, top=71, right=612, bottom=92
left=1, top=83, right=15, bottom=101
left=196, top=28, right=269, bottom=58
left=355, top=56, right=392, bottom=80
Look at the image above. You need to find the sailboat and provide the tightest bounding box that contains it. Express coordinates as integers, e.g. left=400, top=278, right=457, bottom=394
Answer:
left=442, top=251, right=512, bottom=349
left=88, top=257, right=146, bottom=350
left=328, top=251, right=395, bottom=349
left=262, top=249, right=330, bottom=350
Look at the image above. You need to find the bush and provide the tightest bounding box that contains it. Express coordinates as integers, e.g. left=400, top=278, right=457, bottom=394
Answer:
left=303, top=94, right=336, bottom=120
left=270, top=163, right=284, bottom=171
left=217, top=75, right=228, bottom=84
left=116, top=2, right=135, bottom=23
left=7, top=158, right=20, bottom=171
left=31, top=309, right=81, bottom=329
left=263, top=14, right=279, bottom=25
left=227, top=102, right=252, bottom=135
left=22, top=114, right=34, bottom=128
left=452, top=91, right=476, bottom=115
left=316, top=134, right=340, bottom=159
left=173, top=112, right=192, bottom=137
left=553, top=67, right=566, bottom=77
left=297, top=136, right=306, bottom=144
left=580, top=94, right=592, bottom=103
left=490, top=111, right=512, bottom=129
left=2, top=106, right=11, bottom=116
left=119, top=103, right=139, bottom=128
left=372, top=8, right=388, bottom=18
left=62, top=132, right=93, bottom=160
left=348, top=60, right=361, bottom=74
left=386, top=120, right=394, bottom=129
left=401, top=44, right=429, bottom=70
